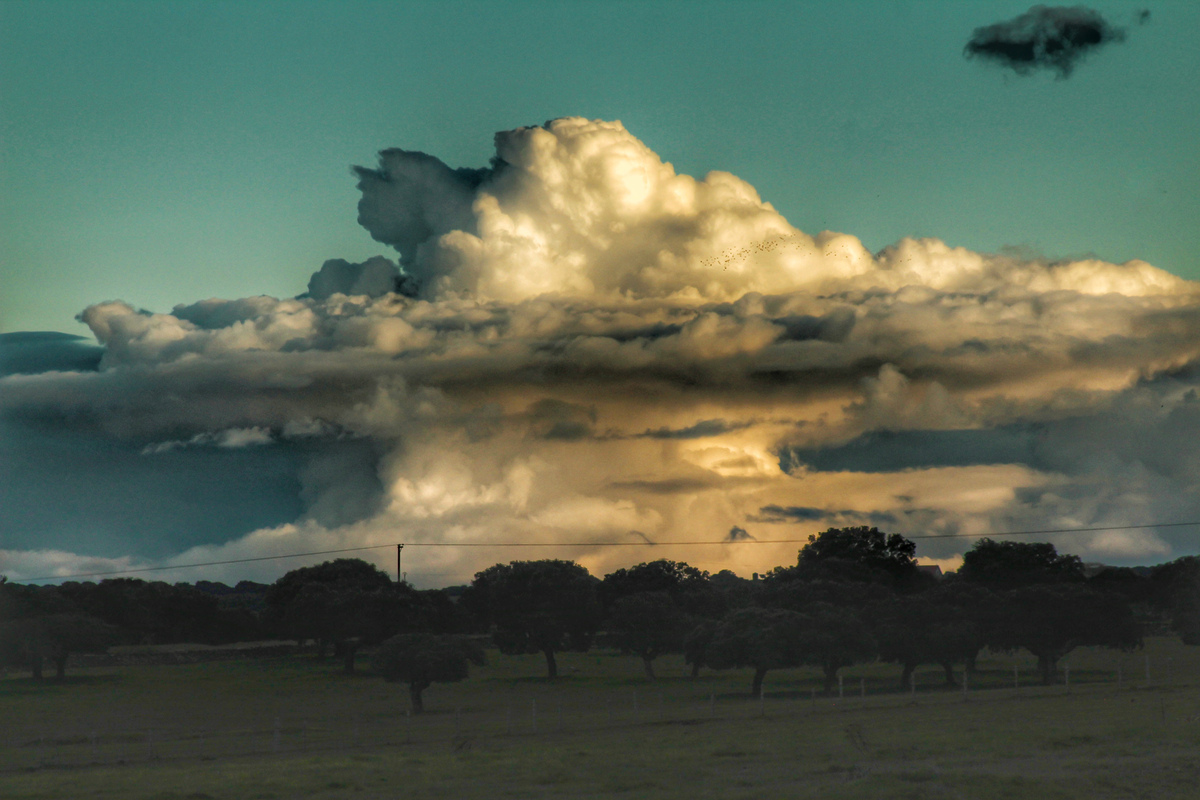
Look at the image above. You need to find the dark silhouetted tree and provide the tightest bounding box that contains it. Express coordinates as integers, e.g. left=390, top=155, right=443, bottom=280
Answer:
left=266, top=559, right=416, bottom=673
left=800, top=602, right=877, bottom=695
left=683, top=618, right=717, bottom=679
left=600, top=559, right=726, bottom=619
left=1148, top=556, right=1200, bottom=644
left=0, top=584, right=113, bottom=680
left=373, top=633, right=486, bottom=713
left=606, top=591, right=690, bottom=679
left=463, top=560, right=600, bottom=679
left=991, top=583, right=1141, bottom=684
left=872, top=593, right=979, bottom=688
left=958, top=539, right=1084, bottom=590
left=796, top=526, right=927, bottom=591
left=704, top=607, right=808, bottom=696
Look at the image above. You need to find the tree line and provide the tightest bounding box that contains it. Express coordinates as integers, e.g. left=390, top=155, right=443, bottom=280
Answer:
left=4, top=527, right=1200, bottom=712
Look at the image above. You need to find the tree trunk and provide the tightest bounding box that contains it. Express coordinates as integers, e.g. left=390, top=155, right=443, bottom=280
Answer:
left=965, top=652, right=978, bottom=676
left=642, top=655, right=656, bottom=681
left=543, top=649, right=558, bottom=680
left=750, top=666, right=767, bottom=698
left=941, top=661, right=958, bottom=687
left=30, top=655, right=43, bottom=681
left=823, top=663, right=838, bottom=696
left=409, top=680, right=428, bottom=714
left=690, top=661, right=701, bottom=679
left=342, top=643, right=357, bottom=675
left=1038, top=653, right=1057, bottom=686
left=900, top=661, right=916, bottom=691
left=54, top=654, right=68, bottom=682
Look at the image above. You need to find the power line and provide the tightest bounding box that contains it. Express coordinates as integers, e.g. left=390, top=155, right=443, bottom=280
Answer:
left=15, top=520, right=1200, bottom=582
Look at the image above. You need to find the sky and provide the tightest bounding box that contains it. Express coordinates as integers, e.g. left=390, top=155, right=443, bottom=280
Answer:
left=2, top=1, right=1199, bottom=586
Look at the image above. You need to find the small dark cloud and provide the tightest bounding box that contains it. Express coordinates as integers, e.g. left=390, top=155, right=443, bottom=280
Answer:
left=772, top=308, right=856, bottom=344
left=748, top=505, right=900, bottom=528
left=964, top=5, right=1129, bottom=78
left=726, top=525, right=756, bottom=542
left=525, top=399, right=597, bottom=441
left=638, top=419, right=747, bottom=440
left=609, top=477, right=718, bottom=495
left=302, top=256, right=413, bottom=300
left=749, top=505, right=830, bottom=523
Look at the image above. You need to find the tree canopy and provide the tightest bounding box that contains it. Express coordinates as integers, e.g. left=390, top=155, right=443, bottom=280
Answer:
left=959, top=539, right=1085, bottom=590
left=464, top=560, right=601, bottom=679
left=704, top=607, right=808, bottom=697
left=606, top=591, right=690, bottom=680
left=266, top=558, right=416, bottom=672
left=990, top=583, right=1141, bottom=684
left=373, top=633, right=486, bottom=713
left=797, top=526, right=922, bottom=589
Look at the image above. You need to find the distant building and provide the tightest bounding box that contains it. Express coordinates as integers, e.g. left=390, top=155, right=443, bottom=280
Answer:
left=916, top=564, right=943, bottom=580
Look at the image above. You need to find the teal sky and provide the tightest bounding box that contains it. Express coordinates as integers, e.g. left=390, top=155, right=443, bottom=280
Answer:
left=2, top=0, right=1198, bottom=334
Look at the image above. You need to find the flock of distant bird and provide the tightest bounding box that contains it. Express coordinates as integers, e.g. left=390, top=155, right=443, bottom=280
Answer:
left=699, top=235, right=807, bottom=271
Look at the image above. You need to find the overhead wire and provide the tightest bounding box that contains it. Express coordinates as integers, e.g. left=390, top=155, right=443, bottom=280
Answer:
left=13, top=520, right=1200, bottom=582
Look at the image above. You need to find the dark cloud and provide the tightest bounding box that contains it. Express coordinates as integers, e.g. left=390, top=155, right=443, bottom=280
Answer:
left=0, top=417, right=307, bottom=559
left=608, top=478, right=721, bottom=495
left=637, top=419, right=749, bottom=440
left=726, top=526, right=755, bottom=542
left=352, top=149, right=493, bottom=291
left=964, top=5, right=1129, bottom=78
left=0, top=332, right=102, bottom=377
left=525, top=399, right=597, bottom=441
left=780, top=426, right=1039, bottom=473
left=749, top=505, right=831, bottom=523
left=748, top=505, right=902, bottom=528
left=303, top=256, right=414, bottom=300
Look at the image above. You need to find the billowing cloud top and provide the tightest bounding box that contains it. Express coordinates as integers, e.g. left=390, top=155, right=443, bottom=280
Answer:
left=4, top=118, right=1200, bottom=584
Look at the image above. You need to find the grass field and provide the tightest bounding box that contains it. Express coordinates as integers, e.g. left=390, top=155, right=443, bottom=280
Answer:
left=3, top=637, right=1200, bottom=799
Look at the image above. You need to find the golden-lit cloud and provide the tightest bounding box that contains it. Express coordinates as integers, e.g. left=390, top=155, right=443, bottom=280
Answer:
left=4, top=117, right=1200, bottom=584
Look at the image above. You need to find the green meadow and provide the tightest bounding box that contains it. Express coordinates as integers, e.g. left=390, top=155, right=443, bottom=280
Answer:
left=3, top=636, right=1199, bottom=799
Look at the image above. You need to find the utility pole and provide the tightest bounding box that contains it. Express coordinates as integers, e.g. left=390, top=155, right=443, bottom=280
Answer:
left=396, top=543, right=405, bottom=584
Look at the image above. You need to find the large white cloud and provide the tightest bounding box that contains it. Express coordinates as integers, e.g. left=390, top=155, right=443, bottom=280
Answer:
left=4, top=117, right=1200, bottom=585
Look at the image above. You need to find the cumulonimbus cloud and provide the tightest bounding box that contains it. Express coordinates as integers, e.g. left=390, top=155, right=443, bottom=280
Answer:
left=3, top=117, right=1199, bottom=584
